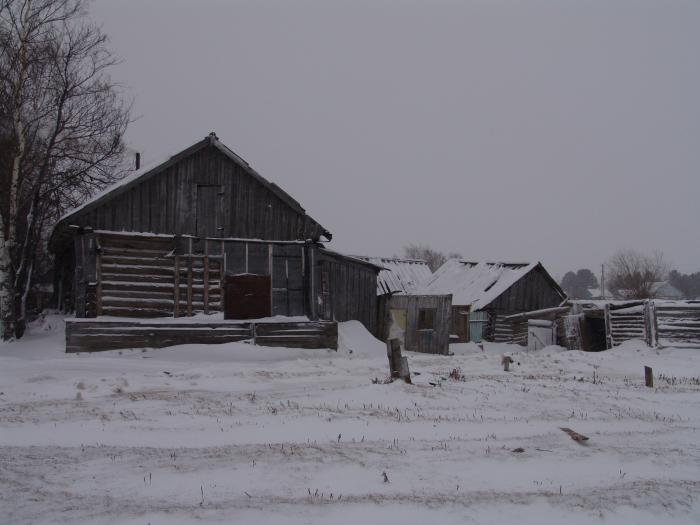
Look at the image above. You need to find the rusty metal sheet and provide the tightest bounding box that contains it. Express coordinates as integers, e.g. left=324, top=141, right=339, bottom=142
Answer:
left=224, top=274, right=271, bottom=319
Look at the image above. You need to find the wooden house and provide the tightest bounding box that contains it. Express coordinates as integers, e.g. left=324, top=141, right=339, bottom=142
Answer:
left=353, top=256, right=451, bottom=355
left=50, top=133, right=381, bottom=339
left=419, top=259, right=566, bottom=343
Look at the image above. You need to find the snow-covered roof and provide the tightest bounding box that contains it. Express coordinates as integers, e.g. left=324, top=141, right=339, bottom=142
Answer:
left=418, top=259, right=541, bottom=310
left=352, top=256, right=433, bottom=295
left=650, top=281, right=684, bottom=299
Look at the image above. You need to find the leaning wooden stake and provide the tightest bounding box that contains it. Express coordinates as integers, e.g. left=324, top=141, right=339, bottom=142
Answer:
left=502, top=355, right=514, bottom=372
left=644, top=366, right=654, bottom=388
left=387, top=338, right=412, bottom=384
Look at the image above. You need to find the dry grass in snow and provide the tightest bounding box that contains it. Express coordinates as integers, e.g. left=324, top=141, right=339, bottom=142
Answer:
left=1, top=316, right=699, bottom=524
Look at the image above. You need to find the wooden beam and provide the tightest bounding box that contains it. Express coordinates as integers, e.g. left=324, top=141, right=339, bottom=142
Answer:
left=187, top=258, right=193, bottom=317
left=203, top=256, right=210, bottom=314
left=96, top=252, right=102, bottom=316
left=174, top=255, right=180, bottom=318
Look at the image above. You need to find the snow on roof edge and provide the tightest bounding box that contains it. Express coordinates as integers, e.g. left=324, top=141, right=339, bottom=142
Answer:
left=418, top=259, right=541, bottom=309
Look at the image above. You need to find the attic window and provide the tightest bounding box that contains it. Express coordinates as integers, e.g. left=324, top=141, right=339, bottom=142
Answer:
left=418, top=308, right=436, bottom=330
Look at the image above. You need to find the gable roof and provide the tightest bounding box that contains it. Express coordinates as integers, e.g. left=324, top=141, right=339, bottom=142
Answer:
left=352, top=256, right=433, bottom=295
left=419, top=259, right=565, bottom=310
left=51, top=132, right=331, bottom=246
left=650, top=281, right=684, bottom=299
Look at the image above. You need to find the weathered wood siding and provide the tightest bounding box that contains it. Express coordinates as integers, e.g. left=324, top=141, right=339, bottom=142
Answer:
left=314, top=250, right=379, bottom=335
left=57, top=145, right=325, bottom=243
left=65, top=320, right=338, bottom=352
left=384, top=294, right=452, bottom=354
left=68, top=231, right=311, bottom=319
left=655, top=303, right=700, bottom=347
left=487, top=266, right=565, bottom=315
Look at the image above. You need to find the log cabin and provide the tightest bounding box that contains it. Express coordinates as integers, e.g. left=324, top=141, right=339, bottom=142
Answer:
left=50, top=132, right=380, bottom=336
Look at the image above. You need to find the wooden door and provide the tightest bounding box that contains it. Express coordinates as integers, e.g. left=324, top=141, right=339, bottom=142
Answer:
left=389, top=308, right=408, bottom=348
left=196, top=185, right=223, bottom=238
left=469, top=311, right=489, bottom=342
left=224, top=274, right=271, bottom=319
left=528, top=319, right=554, bottom=351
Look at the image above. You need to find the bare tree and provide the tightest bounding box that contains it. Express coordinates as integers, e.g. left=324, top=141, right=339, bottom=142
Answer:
left=606, top=249, right=669, bottom=300
left=403, top=243, right=461, bottom=272
left=1, top=0, right=130, bottom=339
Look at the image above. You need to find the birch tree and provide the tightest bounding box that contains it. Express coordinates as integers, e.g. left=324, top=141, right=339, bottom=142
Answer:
left=0, top=0, right=129, bottom=339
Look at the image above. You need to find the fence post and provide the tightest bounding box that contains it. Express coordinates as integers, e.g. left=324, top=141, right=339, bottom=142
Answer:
left=604, top=303, right=613, bottom=349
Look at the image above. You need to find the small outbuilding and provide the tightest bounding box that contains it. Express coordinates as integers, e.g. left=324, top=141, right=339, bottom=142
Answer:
left=353, top=256, right=451, bottom=355
left=419, top=259, right=567, bottom=343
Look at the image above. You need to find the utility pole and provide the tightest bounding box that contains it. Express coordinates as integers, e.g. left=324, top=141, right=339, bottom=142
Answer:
left=601, top=264, right=605, bottom=300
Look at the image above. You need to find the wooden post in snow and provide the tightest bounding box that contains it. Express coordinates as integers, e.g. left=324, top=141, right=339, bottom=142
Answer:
left=644, top=366, right=654, bottom=388
left=387, top=338, right=411, bottom=383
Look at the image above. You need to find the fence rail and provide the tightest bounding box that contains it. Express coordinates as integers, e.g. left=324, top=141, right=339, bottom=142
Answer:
left=65, top=320, right=338, bottom=353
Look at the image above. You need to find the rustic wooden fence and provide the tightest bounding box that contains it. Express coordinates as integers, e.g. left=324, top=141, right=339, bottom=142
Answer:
left=65, top=320, right=338, bottom=353
left=655, top=302, right=700, bottom=347
left=605, top=302, right=649, bottom=347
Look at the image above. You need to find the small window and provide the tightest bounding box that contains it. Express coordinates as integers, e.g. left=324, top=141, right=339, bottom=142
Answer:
left=418, top=308, right=436, bottom=330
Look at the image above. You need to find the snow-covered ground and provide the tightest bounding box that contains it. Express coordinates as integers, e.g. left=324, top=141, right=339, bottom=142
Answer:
left=2, top=315, right=700, bottom=524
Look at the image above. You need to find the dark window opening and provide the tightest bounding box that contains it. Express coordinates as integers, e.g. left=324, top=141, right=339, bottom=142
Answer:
left=418, top=308, right=436, bottom=330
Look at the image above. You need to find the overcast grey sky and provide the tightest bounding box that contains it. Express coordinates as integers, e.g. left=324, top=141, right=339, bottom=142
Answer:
left=92, top=0, right=699, bottom=279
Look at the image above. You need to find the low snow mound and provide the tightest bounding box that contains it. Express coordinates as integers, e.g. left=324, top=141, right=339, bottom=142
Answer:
left=338, top=320, right=386, bottom=357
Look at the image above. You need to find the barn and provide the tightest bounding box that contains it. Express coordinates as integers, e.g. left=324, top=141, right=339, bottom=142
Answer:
left=50, top=133, right=380, bottom=349
left=419, top=259, right=567, bottom=343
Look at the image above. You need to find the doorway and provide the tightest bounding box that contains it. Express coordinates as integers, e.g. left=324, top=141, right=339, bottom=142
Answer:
left=196, top=185, right=223, bottom=238
left=389, top=308, right=408, bottom=348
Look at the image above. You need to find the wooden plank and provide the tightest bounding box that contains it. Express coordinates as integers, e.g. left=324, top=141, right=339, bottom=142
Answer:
left=174, top=255, right=180, bottom=317
left=203, top=256, right=209, bottom=314
left=96, top=252, right=102, bottom=316
left=187, top=258, right=193, bottom=317
left=66, top=319, right=336, bottom=352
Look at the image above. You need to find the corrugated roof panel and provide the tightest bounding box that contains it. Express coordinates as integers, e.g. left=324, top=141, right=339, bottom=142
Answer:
left=352, top=256, right=433, bottom=295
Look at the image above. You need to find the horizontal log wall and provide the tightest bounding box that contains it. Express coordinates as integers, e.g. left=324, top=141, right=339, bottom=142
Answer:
left=65, top=320, right=338, bottom=353
left=655, top=304, right=700, bottom=347
left=72, top=232, right=310, bottom=319
left=608, top=305, right=647, bottom=346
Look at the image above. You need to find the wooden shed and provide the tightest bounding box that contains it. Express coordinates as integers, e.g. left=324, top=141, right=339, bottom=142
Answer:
left=352, top=256, right=451, bottom=355
left=419, top=259, right=567, bottom=343
left=50, top=133, right=380, bottom=337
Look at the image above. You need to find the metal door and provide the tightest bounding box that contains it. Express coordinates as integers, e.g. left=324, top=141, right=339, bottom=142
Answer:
left=224, top=274, right=271, bottom=319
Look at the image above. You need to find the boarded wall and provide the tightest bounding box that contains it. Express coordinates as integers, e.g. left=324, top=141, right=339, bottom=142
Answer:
left=51, top=141, right=327, bottom=251
left=314, top=250, right=380, bottom=336
left=383, top=294, right=452, bottom=354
